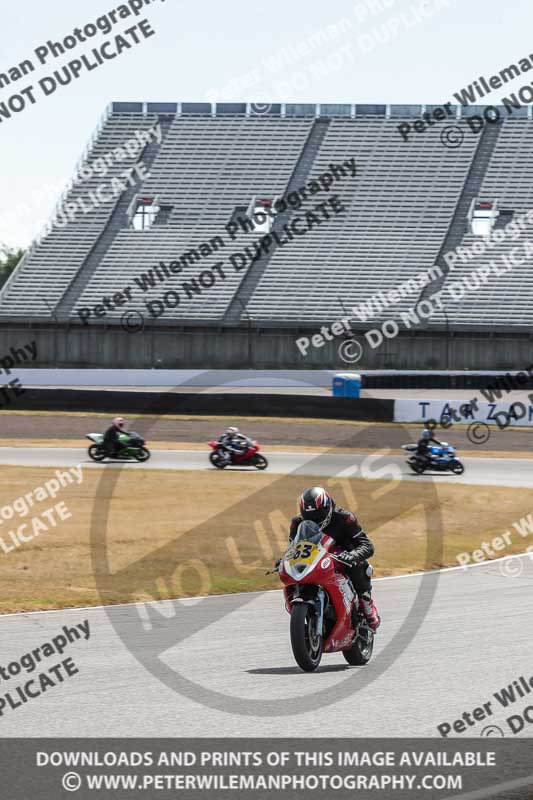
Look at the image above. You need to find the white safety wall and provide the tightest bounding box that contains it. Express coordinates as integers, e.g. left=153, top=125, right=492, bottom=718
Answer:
left=15, top=369, right=337, bottom=387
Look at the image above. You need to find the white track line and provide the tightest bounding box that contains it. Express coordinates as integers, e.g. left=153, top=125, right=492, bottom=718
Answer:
left=1, top=550, right=530, bottom=620
left=374, top=549, right=532, bottom=581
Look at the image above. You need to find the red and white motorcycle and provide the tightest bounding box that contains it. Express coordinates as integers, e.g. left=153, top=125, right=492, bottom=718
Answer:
left=208, top=439, right=268, bottom=470
left=274, top=520, right=375, bottom=672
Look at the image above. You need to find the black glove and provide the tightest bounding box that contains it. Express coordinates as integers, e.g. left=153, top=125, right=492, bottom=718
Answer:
left=336, top=550, right=357, bottom=566
left=266, top=558, right=282, bottom=575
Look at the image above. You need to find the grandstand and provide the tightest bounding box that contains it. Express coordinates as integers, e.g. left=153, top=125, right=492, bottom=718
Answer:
left=1, top=101, right=532, bottom=369
left=429, top=114, right=533, bottom=328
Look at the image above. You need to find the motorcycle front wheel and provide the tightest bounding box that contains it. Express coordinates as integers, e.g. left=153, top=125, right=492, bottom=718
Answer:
left=134, top=447, right=151, bottom=462
left=209, top=451, right=227, bottom=469
left=290, top=603, right=323, bottom=672
left=254, top=455, right=268, bottom=470
left=88, top=444, right=106, bottom=462
left=451, top=461, right=464, bottom=475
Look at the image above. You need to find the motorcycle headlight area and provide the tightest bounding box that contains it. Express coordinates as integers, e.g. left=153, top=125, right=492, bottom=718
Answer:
left=284, top=560, right=314, bottom=580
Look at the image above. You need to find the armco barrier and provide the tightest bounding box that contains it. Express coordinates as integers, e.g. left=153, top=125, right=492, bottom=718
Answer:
left=11, top=388, right=394, bottom=421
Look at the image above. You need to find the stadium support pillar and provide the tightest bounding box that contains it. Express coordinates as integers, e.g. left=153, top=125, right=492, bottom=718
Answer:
left=443, top=307, right=450, bottom=370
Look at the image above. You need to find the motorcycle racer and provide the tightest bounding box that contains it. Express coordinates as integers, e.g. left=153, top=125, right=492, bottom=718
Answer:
left=217, top=426, right=252, bottom=456
left=288, top=486, right=380, bottom=632
left=416, top=428, right=442, bottom=466
left=103, top=416, right=127, bottom=458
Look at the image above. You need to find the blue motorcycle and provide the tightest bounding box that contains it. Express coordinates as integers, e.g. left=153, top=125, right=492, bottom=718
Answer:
left=402, top=443, right=464, bottom=475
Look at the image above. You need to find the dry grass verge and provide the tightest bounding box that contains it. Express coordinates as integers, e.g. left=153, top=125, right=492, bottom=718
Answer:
left=0, top=466, right=530, bottom=613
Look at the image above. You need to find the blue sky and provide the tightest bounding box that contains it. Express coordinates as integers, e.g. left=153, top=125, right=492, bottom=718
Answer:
left=0, top=0, right=529, bottom=246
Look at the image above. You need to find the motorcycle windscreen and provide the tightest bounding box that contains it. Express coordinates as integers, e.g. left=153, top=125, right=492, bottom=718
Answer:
left=286, top=520, right=324, bottom=577
left=293, top=520, right=322, bottom=544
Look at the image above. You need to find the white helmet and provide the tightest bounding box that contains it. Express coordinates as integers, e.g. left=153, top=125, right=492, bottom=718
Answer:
left=226, top=426, right=239, bottom=434
left=113, top=417, right=125, bottom=428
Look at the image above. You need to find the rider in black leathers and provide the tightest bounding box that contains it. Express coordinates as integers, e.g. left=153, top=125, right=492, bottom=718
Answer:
left=217, top=427, right=252, bottom=461
left=415, top=428, right=441, bottom=466
left=103, top=417, right=126, bottom=457
left=288, top=486, right=380, bottom=631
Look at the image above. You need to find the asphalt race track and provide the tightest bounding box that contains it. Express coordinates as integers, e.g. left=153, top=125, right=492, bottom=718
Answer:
left=0, top=445, right=531, bottom=739
left=0, top=555, right=532, bottom=737
left=0, top=446, right=532, bottom=487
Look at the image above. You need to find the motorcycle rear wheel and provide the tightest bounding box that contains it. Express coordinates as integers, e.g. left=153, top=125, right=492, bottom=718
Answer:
left=88, top=444, right=106, bottom=462
left=409, top=460, right=425, bottom=474
left=209, top=452, right=227, bottom=469
left=343, top=624, right=374, bottom=665
left=290, top=603, right=323, bottom=672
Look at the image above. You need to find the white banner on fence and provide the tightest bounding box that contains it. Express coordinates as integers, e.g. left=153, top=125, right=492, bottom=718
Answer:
left=394, top=399, right=533, bottom=428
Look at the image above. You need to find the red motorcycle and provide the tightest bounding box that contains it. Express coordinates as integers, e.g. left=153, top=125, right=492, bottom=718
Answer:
left=275, top=520, right=374, bottom=672
left=208, top=439, right=268, bottom=470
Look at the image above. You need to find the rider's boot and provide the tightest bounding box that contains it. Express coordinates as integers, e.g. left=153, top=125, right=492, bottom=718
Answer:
left=359, top=592, right=381, bottom=632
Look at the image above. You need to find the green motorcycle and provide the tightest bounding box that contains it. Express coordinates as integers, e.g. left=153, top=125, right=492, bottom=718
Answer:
left=86, top=431, right=151, bottom=462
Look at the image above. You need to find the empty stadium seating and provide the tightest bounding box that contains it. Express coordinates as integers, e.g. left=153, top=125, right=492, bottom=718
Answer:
left=431, top=119, right=533, bottom=328
left=71, top=115, right=313, bottom=322
left=246, top=117, right=479, bottom=323
left=0, top=112, right=159, bottom=317
left=1, top=102, right=532, bottom=330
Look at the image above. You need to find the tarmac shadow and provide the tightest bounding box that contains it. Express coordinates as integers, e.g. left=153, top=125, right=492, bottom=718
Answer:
left=206, top=466, right=261, bottom=472
left=247, top=664, right=352, bottom=675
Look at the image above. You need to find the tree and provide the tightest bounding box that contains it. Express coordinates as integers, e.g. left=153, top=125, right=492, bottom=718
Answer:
left=0, top=244, right=25, bottom=287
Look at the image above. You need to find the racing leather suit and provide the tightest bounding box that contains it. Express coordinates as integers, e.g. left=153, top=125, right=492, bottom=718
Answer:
left=103, top=424, right=124, bottom=456
left=416, top=435, right=441, bottom=464
left=218, top=433, right=251, bottom=456
left=289, top=507, right=374, bottom=597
